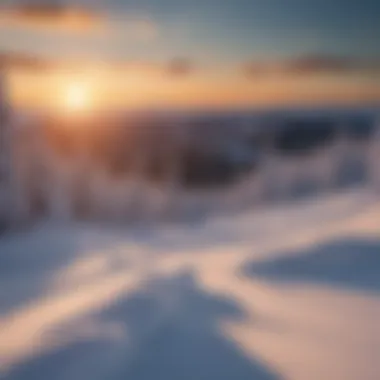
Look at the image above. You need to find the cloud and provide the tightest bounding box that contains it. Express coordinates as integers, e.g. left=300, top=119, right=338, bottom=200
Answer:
left=0, top=3, right=106, bottom=35
left=0, top=51, right=195, bottom=78
left=0, top=4, right=162, bottom=41
left=284, top=55, right=357, bottom=74
left=166, top=58, right=193, bottom=77
left=0, top=51, right=52, bottom=71
left=243, top=55, right=380, bottom=77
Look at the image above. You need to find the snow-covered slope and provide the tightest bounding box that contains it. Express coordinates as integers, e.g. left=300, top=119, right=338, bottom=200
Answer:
left=0, top=188, right=379, bottom=380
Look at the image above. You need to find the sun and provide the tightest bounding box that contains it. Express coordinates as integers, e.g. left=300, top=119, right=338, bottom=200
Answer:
left=63, top=82, right=91, bottom=113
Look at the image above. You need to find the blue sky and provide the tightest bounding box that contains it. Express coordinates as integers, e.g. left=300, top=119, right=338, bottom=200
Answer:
left=108, top=0, right=380, bottom=60
left=1, top=0, right=380, bottom=62
left=1, top=0, right=379, bottom=108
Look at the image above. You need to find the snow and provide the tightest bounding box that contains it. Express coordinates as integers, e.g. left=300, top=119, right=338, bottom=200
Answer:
left=0, top=188, right=380, bottom=380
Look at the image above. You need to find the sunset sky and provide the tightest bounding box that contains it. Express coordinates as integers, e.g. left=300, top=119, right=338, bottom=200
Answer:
left=1, top=0, right=380, bottom=110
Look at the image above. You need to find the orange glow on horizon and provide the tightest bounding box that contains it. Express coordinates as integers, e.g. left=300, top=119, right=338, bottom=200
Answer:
left=8, top=68, right=380, bottom=111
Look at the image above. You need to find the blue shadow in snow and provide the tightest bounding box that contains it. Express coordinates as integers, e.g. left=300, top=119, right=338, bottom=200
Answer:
left=0, top=225, right=131, bottom=315
left=242, top=238, right=380, bottom=293
left=5, top=271, right=281, bottom=380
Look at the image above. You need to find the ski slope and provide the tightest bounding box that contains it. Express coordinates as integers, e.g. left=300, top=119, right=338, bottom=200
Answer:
left=0, top=188, right=379, bottom=380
